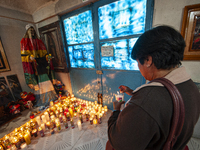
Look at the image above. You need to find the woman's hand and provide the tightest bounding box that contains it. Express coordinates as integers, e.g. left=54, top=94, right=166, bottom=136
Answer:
left=118, top=85, right=133, bottom=95
left=113, top=100, right=125, bottom=111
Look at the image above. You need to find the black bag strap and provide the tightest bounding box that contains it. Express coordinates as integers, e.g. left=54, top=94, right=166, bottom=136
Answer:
left=150, top=78, right=185, bottom=150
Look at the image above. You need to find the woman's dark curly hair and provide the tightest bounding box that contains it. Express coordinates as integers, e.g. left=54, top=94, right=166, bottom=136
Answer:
left=131, top=25, right=186, bottom=69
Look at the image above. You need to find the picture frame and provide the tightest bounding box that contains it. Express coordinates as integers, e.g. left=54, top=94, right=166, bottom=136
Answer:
left=0, top=37, right=10, bottom=72
left=181, top=4, right=200, bottom=60
left=39, top=22, right=69, bottom=72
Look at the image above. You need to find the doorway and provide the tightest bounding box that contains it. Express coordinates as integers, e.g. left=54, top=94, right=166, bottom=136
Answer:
left=60, top=0, right=154, bottom=109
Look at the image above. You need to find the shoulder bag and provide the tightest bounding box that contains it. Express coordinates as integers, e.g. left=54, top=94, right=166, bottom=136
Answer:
left=106, top=77, right=188, bottom=150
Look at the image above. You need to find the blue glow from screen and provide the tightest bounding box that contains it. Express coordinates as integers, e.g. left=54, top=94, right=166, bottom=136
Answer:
left=68, top=44, right=95, bottom=68
left=63, top=10, right=94, bottom=45
left=101, top=38, right=139, bottom=70
left=98, top=0, right=146, bottom=39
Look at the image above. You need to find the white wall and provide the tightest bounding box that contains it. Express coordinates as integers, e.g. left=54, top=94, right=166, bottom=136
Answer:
left=153, top=0, right=200, bottom=83
left=0, top=6, right=33, bottom=93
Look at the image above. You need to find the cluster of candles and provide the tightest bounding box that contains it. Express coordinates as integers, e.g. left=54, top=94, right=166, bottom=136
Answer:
left=0, top=95, right=108, bottom=150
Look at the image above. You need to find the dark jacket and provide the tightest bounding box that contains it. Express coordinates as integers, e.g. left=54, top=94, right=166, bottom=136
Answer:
left=108, top=67, right=200, bottom=150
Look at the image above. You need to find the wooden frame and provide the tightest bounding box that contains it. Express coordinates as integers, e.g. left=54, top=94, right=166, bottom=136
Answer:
left=39, top=22, right=68, bottom=72
left=0, top=37, right=10, bottom=72
left=181, top=4, right=200, bottom=60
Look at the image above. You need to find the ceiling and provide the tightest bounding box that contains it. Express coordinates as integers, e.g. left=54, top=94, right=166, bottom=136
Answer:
left=0, top=0, right=57, bottom=14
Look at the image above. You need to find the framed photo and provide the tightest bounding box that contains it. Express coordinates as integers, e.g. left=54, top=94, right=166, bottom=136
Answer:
left=0, top=77, right=14, bottom=106
left=181, top=4, right=200, bottom=60
left=0, top=37, right=10, bottom=72
left=7, top=74, right=22, bottom=100
left=39, top=22, right=69, bottom=72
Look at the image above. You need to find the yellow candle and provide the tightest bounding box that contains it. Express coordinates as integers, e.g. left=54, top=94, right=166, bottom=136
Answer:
left=46, top=121, right=51, bottom=129
left=24, top=132, right=31, bottom=145
left=41, top=123, right=46, bottom=132
left=69, top=108, right=74, bottom=117
left=25, top=130, right=31, bottom=139
left=50, top=101, right=54, bottom=107
left=93, top=119, right=97, bottom=127
left=14, top=128, right=18, bottom=133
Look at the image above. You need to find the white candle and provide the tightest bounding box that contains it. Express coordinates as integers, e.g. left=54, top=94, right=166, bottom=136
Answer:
left=41, top=115, right=47, bottom=124
left=77, top=120, right=82, bottom=131
left=41, top=123, right=46, bottom=132
left=20, top=143, right=28, bottom=150
left=44, top=112, right=50, bottom=122
left=36, top=116, right=41, bottom=126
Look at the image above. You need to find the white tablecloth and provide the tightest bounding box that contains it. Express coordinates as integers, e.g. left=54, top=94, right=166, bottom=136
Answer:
left=27, top=110, right=112, bottom=150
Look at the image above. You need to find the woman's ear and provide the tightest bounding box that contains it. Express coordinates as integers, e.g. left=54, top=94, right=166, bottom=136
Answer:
left=145, top=56, right=152, bottom=68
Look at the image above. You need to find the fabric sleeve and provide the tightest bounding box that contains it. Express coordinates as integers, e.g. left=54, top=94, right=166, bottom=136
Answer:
left=108, top=102, right=160, bottom=150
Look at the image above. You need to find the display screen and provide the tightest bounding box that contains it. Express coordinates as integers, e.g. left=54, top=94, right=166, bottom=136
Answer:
left=63, top=10, right=94, bottom=45
left=98, top=0, right=146, bottom=39
left=101, top=38, right=139, bottom=70
left=68, top=44, right=95, bottom=68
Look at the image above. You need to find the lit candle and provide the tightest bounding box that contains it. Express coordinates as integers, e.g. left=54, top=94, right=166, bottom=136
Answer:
left=63, top=120, right=68, bottom=129
left=50, top=115, right=55, bottom=121
left=4, top=134, right=10, bottom=143
left=24, top=132, right=31, bottom=145
left=50, top=101, right=54, bottom=107
left=20, top=143, right=28, bottom=150
left=90, top=117, right=93, bottom=125
left=77, top=120, right=82, bottom=131
left=59, top=114, right=63, bottom=123
left=18, top=133, right=25, bottom=143
left=66, top=112, right=70, bottom=121
left=46, top=121, right=51, bottom=129
left=69, top=108, right=74, bottom=117
left=0, top=145, right=4, bottom=150
left=36, top=116, right=41, bottom=126
left=93, top=119, right=97, bottom=127
left=50, top=127, right=55, bottom=135
left=70, top=119, right=75, bottom=129
left=55, top=110, right=59, bottom=118
left=38, top=127, right=45, bottom=137
left=32, top=129, right=38, bottom=137
left=30, top=121, right=36, bottom=130
left=56, top=122, right=61, bottom=132
left=26, top=129, right=31, bottom=139
left=13, top=136, right=21, bottom=149
left=10, top=145, right=18, bottom=150
left=41, top=123, right=46, bottom=132
left=41, top=115, right=47, bottom=124
left=14, top=128, right=18, bottom=133
left=86, top=113, right=89, bottom=121
left=20, top=126, right=24, bottom=132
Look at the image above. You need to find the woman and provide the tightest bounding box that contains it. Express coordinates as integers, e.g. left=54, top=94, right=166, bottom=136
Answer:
left=107, top=26, right=200, bottom=150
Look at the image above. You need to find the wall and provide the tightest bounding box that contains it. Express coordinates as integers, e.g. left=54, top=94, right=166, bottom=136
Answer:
left=0, top=6, right=34, bottom=95
left=153, top=0, right=200, bottom=83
